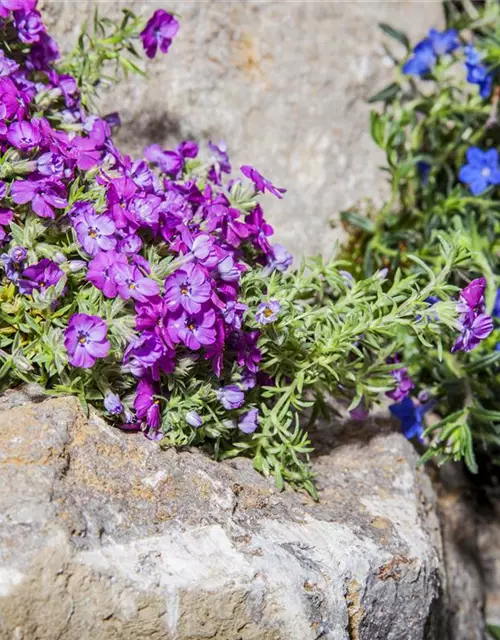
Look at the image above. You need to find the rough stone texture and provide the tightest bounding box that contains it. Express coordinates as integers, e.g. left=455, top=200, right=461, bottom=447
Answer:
left=40, top=0, right=444, bottom=260
left=0, top=386, right=484, bottom=640
left=478, top=498, right=500, bottom=627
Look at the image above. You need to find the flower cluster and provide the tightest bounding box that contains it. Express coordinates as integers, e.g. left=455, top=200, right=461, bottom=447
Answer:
left=344, top=4, right=500, bottom=474
left=0, top=2, right=467, bottom=493
left=403, top=27, right=492, bottom=99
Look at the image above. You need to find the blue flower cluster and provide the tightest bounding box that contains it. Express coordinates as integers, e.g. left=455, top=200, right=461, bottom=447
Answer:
left=403, top=29, right=492, bottom=99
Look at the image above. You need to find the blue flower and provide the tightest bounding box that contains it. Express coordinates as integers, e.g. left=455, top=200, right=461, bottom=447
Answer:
left=403, top=29, right=459, bottom=77
left=493, top=288, right=500, bottom=318
left=428, top=28, right=459, bottom=55
left=389, top=397, right=432, bottom=442
left=417, top=161, right=431, bottom=185
left=459, top=148, right=500, bottom=196
left=464, top=45, right=492, bottom=99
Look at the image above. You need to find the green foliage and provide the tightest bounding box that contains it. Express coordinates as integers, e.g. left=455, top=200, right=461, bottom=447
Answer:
left=338, top=0, right=500, bottom=474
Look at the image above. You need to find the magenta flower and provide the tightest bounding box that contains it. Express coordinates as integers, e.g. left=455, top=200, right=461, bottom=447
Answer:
left=165, top=263, right=211, bottom=313
left=87, top=251, right=127, bottom=298
left=208, top=140, right=231, bottom=184
left=452, top=313, right=493, bottom=353
left=110, top=262, right=160, bottom=303
left=74, top=210, right=116, bottom=256
left=64, top=314, right=110, bottom=369
left=255, top=299, right=280, bottom=325
left=14, top=8, right=45, bottom=43
left=6, top=120, right=41, bottom=150
left=167, top=307, right=217, bottom=350
left=18, top=258, right=63, bottom=295
left=0, top=0, right=36, bottom=19
left=11, top=178, right=67, bottom=219
left=236, top=331, right=262, bottom=373
left=134, top=379, right=161, bottom=429
left=386, top=366, right=415, bottom=403
left=140, top=10, right=179, bottom=59
left=0, top=208, right=13, bottom=241
left=241, top=165, right=286, bottom=199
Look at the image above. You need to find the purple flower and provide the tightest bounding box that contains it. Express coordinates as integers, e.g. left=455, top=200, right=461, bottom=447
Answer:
left=223, top=300, right=247, bottom=330
left=459, top=148, right=500, bottom=196
left=386, top=366, right=415, bottom=403
left=111, top=262, right=160, bottom=303
left=144, top=144, right=183, bottom=177
left=452, top=277, right=493, bottom=352
left=349, top=397, right=369, bottom=421
left=0, top=208, right=13, bottom=241
left=0, top=51, right=19, bottom=76
left=186, top=411, right=203, bottom=428
left=37, top=152, right=65, bottom=177
left=256, top=299, right=280, bottom=325
left=0, top=245, right=26, bottom=281
left=238, top=408, right=259, bottom=434
left=0, top=0, right=36, bottom=18
left=208, top=140, right=231, bottom=184
left=74, top=210, right=116, bottom=256
left=11, top=178, right=67, bottom=219
left=14, top=9, right=45, bottom=43
left=140, top=10, right=179, bottom=59
left=18, top=258, right=63, bottom=295
left=165, top=263, right=211, bottom=313
left=134, top=379, right=161, bottom=429
left=128, top=194, right=161, bottom=227
left=6, top=120, right=41, bottom=150
left=64, top=314, right=110, bottom=369
left=87, top=251, right=127, bottom=298
left=264, top=243, right=293, bottom=274
left=237, top=331, right=262, bottom=373
left=104, top=392, right=123, bottom=415
left=167, top=307, right=217, bottom=350
left=217, top=385, right=245, bottom=410
left=452, top=313, right=493, bottom=353
left=241, top=165, right=286, bottom=199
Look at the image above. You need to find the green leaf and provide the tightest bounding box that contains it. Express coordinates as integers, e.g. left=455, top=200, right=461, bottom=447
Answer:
left=378, top=23, right=410, bottom=51
left=368, top=82, right=400, bottom=104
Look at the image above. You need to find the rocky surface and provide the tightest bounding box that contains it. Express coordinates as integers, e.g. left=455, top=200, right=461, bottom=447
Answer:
left=0, top=386, right=485, bottom=639
left=41, top=0, right=444, bottom=260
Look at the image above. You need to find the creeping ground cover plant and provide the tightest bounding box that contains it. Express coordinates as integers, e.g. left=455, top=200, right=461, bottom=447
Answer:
left=339, top=0, right=500, bottom=475
left=0, top=1, right=483, bottom=496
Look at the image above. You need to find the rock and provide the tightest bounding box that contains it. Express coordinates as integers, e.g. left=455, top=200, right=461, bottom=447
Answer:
left=0, top=388, right=484, bottom=639
left=41, top=0, right=444, bottom=260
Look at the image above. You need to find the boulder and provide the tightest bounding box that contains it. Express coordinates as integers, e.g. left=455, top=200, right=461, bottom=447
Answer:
left=41, top=0, right=444, bottom=259
left=0, top=386, right=484, bottom=639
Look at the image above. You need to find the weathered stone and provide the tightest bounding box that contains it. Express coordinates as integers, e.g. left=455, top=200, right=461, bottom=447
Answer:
left=41, top=0, right=444, bottom=260
left=0, top=388, right=483, bottom=639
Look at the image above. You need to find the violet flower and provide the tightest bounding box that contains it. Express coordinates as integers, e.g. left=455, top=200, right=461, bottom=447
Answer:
left=167, top=307, right=217, bottom=350
left=0, top=208, right=13, bottom=241
left=134, top=379, right=161, bottom=429
left=140, top=10, right=179, bottom=59
left=104, top=392, right=123, bottom=415
left=164, top=263, right=211, bottom=313
left=238, top=408, right=259, bottom=434
left=256, top=299, right=280, bottom=325
left=6, top=120, right=41, bottom=150
left=18, top=258, right=63, bottom=295
left=87, top=250, right=127, bottom=298
left=74, top=210, right=116, bottom=256
left=217, top=385, right=245, bottom=410
left=186, top=411, right=203, bottom=428
left=64, top=314, right=110, bottom=369
left=111, top=262, right=160, bottom=303
left=0, top=245, right=26, bottom=282
left=264, top=243, right=293, bottom=274
left=11, top=178, right=67, bottom=219
left=241, top=165, right=286, bottom=199
left=452, top=277, right=493, bottom=352
left=14, top=8, right=45, bottom=44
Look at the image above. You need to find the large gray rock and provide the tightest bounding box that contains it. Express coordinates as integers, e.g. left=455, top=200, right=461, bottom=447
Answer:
left=41, top=0, right=444, bottom=259
left=0, top=387, right=484, bottom=639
